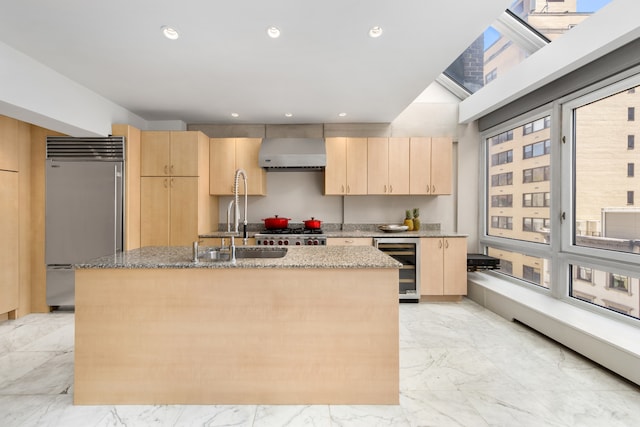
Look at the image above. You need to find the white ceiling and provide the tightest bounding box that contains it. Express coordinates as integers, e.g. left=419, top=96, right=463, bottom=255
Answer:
left=0, top=0, right=509, bottom=125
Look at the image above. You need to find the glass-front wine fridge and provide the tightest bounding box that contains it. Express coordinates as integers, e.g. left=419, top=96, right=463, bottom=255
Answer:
left=374, top=237, right=420, bottom=302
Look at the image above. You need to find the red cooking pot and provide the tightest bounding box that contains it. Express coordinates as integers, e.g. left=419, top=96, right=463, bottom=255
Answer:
left=262, top=215, right=290, bottom=229
left=303, top=217, right=322, bottom=229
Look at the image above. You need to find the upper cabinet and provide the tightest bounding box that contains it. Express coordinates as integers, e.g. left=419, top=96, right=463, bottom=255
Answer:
left=209, top=138, right=266, bottom=195
left=141, top=131, right=204, bottom=177
left=325, top=137, right=368, bottom=195
left=0, top=116, right=20, bottom=172
left=367, top=137, right=410, bottom=195
left=409, top=137, right=452, bottom=195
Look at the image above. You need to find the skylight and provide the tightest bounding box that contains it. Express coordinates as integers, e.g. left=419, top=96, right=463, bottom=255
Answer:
left=442, top=0, right=613, bottom=96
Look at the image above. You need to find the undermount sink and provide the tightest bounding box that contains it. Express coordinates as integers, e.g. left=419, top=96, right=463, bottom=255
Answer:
left=199, top=246, right=287, bottom=262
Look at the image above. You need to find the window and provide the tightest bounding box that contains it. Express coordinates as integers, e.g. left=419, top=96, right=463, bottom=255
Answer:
left=491, top=130, right=514, bottom=145
left=523, top=217, right=550, bottom=232
left=492, top=194, right=513, bottom=207
left=628, top=163, right=635, bottom=177
left=492, top=150, right=513, bottom=166
left=523, top=140, right=551, bottom=159
left=485, top=68, right=498, bottom=84
left=523, top=192, right=550, bottom=207
left=575, top=266, right=593, bottom=282
left=523, top=166, right=550, bottom=183
left=491, top=216, right=513, bottom=230
left=629, top=135, right=635, bottom=150
left=628, top=107, right=635, bottom=121
left=491, top=172, right=513, bottom=187
left=523, top=265, right=541, bottom=285
left=608, top=274, right=630, bottom=292
left=628, top=191, right=634, bottom=205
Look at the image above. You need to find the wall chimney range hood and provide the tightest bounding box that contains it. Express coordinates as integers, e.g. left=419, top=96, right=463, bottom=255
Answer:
left=259, top=138, right=326, bottom=171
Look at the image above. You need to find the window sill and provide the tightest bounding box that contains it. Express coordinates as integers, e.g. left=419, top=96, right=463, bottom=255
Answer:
left=467, top=271, right=640, bottom=386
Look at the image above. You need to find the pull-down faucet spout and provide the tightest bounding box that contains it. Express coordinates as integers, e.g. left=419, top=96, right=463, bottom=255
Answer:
left=233, top=169, right=248, bottom=245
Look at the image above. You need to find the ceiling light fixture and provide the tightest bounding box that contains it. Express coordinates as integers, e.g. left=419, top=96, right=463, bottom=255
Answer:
left=267, top=26, right=281, bottom=38
left=338, top=112, right=347, bottom=117
left=231, top=112, right=240, bottom=118
left=161, top=25, right=180, bottom=40
left=368, top=26, right=383, bottom=38
left=284, top=113, right=293, bottom=118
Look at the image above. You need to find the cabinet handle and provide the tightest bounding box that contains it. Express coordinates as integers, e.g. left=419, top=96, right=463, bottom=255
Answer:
left=432, top=185, right=436, bottom=193
left=347, top=185, right=350, bottom=194
left=389, top=185, right=393, bottom=193
left=438, top=240, right=442, bottom=249
left=170, top=178, right=174, bottom=188
left=345, top=240, right=354, bottom=244
left=426, top=185, right=430, bottom=194
left=384, top=185, right=387, bottom=193
left=445, top=240, right=449, bottom=249
left=164, top=165, right=169, bottom=175
left=170, top=165, right=174, bottom=174
left=163, top=178, right=168, bottom=188
left=341, top=185, right=345, bottom=194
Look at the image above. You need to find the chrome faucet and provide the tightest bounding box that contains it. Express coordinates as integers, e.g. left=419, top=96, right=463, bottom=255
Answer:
left=233, top=169, right=248, bottom=245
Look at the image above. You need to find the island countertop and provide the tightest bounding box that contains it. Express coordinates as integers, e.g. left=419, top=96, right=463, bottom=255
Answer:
left=75, top=245, right=402, bottom=269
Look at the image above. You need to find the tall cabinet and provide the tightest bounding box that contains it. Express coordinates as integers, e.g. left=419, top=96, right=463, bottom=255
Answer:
left=140, top=131, right=213, bottom=247
left=0, top=116, right=20, bottom=316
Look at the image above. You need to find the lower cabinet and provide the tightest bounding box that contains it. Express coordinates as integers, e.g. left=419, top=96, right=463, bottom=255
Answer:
left=0, top=170, right=19, bottom=315
left=420, top=237, right=467, bottom=297
left=141, top=177, right=199, bottom=246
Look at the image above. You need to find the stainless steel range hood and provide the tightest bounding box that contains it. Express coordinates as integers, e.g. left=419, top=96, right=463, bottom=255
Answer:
left=258, top=138, right=326, bottom=171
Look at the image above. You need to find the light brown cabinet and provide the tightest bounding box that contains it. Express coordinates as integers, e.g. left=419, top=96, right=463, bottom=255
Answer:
left=209, top=138, right=266, bottom=195
left=140, top=131, right=212, bottom=246
left=0, top=170, right=19, bottom=315
left=141, top=131, right=201, bottom=177
left=326, top=237, right=373, bottom=246
left=367, top=137, right=410, bottom=195
left=0, top=116, right=20, bottom=172
left=409, top=137, right=453, bottom=195
left=420, top=237, right=467, bottom=297
left=324, top=137, right=368, bottom=195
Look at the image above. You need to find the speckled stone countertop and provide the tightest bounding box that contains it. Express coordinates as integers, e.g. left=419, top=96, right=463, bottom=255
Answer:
left=200, top=223, right=466, bottom=239
left=75, top=245, right=402, bottom=269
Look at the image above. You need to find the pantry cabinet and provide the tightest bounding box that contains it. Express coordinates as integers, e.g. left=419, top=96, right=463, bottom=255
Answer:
left=409, top=137, right=452, bottom=195
left=420, top=236, right=467, bottom=297
left=209, top=138, right=266, bottom=195
left=0, top=170, right=19, bottom=315
left=324, top=137, right=368, bottom=195
left=367, top=137, right=410, bottom=195
left=141, top=131, right=202, bottom=177
left=0, top=116, right=19, bottom=172
left=140, top=131, right=212, bottom=246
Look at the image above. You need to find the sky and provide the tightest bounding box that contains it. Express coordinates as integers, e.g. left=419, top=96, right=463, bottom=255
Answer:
left=577, top=0, right=613, bottom=13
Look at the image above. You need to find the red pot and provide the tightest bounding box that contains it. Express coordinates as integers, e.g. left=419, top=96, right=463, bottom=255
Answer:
left=303, top=217, right=322, bottom=229
left=262, top=215, right=290, bottom=229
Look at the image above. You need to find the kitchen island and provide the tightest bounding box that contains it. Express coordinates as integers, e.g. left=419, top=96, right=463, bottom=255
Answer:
left=74, top=246, right=401, bottom=405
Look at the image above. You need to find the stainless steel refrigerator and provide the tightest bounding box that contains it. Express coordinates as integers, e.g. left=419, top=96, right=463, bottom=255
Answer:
left=45, top=136, right=125, bottom=306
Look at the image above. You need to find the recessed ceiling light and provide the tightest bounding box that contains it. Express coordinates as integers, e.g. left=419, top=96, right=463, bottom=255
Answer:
left=368, top=26, right=383, bottom=38
left=284, top=113, right=293, bottom=118
left=161, top=25, right=180, bottom=40
left=338, top=112, right=347, bottom=117
left=231, top=113, right=239, bottom=118
left=267, top=26, right=281, bottom=38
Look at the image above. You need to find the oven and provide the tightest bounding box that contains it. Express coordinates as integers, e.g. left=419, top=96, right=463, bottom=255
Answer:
left=374, top=237, right=420, bottom=302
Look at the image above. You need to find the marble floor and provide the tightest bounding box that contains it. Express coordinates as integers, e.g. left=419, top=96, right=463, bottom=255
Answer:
left=1, top=298, right=639, bottom=427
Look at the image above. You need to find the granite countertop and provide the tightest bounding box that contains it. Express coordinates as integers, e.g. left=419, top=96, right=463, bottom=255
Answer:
left=75, top=245, right=402, bottom=270
left=200, top=223, right=466, bottom=239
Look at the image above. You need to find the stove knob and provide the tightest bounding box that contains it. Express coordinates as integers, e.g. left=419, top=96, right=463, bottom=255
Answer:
left=257, top=240, right=261, bottom=245
left=284, top=240, right=289, bottom=245
left=269, top=240, right=274, bottom=245
left=313, top=240, right=319, bottom=245
left=306, top=240, right=313, bottom=245
left=295, top=241, right=301, bottom=246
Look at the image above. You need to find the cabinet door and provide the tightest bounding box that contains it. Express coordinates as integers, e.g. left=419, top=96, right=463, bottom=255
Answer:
left=141, top=132, right=171, bottom=176
left=430, top=137, right=452, bottom=195
left=367, top=138, right=389, bottom=195
left=169, top=177, right=199, bottom=246
left=388, top=137, right=410, bottom=195
left=140, top=177, right=170, bottom=246
left=420, top=238, right=445, bottom=296
left=443, top=238, right=467, bottom=295
left=324, top=137, right=347, bottom=195
left=170, top=132, right=199, bottom=177
left=346, top=138, right=368, bottom=194
left=235, top=138, right=266, bottom=195
left=209, top=138, right=236, bottom=195
left=0, top=116, right=19, bottom=172
left=409, top=137, right=431, bottom=195
left=0, top=171, right=19, bottom=314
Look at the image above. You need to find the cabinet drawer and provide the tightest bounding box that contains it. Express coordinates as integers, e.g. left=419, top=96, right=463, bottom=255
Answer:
left=327, top=237, right=372, bottom=246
